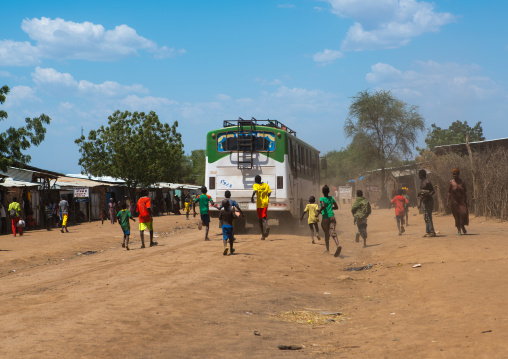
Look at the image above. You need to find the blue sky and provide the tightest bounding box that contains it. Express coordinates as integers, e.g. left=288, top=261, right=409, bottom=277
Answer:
left=1, top=0, right=507, bottom=174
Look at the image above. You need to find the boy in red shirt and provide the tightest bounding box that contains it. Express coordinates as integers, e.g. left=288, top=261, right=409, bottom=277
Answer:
left=136, top=189, right=157, bottom=248
left=390, top=189, right=409, bottom=236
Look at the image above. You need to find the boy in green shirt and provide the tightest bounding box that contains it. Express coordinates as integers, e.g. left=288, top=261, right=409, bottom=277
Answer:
left=193, top=186, right=214, bottom=241
left=117, top=202, right=136, bottom=250
left=318, top=185, right=341, bottom=257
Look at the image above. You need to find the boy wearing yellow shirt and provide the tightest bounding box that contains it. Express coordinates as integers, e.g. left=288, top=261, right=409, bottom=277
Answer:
left=251, top=175, right=271, bottom=240
left=300, top=196, right=321, bottom=244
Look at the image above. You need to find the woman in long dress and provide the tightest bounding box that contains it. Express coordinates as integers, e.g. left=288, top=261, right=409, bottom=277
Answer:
left=108, top=198, right=117, bottom=224
left=447, top=168, right=469, bottom=234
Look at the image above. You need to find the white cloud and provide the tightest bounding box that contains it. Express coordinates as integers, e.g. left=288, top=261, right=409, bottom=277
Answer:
left=3, top=85, right=41, bottom=108
left=0, top=17, right=184, bottom=66
left=366, top=61, right=494, bottom=99
left=32, top=67, right=148, bottom=98
left=322, top=0, right=456, bottom=51
left=254, top=77, right=283, bottom=86
left=365, top=61, right=506, bottom=130
left=120, top=95, right=178, bottom=110
left=216, top=94, right=232, bottom=101
left=0, top=40, right=40, bottom=66
left=313, top=49, right=344, bottom=65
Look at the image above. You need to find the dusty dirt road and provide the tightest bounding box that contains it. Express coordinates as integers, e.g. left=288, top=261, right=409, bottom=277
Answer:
left=1, top=207, right=507, bottom=358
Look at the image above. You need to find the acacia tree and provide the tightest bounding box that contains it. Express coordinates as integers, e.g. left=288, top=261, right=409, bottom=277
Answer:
left=75, top=110, right=184, bottom=196
left=344, top=90, right=425, bottom=205
left=0, top=85, right=51, bottom=171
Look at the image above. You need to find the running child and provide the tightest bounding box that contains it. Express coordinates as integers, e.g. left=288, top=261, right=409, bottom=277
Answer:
left=219, top=190, right=245, bottom=241
left=193, top=186, right=214, bottom=241
left=219, top=199, right=238, bottom=255
left=300, top=196, right=321, bottom=244
left=251, top=175, right=271, bottom=240
left=351, top=190, right=372, bottom=247
left=389, top=189, right=409, bottom=236
left=117, top=202, right=136, bottom=250
left=319, top=185, right=341, bottom=257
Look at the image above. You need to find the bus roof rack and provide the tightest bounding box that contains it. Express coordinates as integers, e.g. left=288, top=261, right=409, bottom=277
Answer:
left=223, top=117, right=297, bottom=136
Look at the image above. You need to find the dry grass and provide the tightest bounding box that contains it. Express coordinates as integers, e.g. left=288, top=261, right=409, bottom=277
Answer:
left=270, top=310, right=344, bottom=325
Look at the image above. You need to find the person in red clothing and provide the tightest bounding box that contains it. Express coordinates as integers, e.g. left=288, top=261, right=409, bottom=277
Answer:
left=389, top=189, right=409, bottom=236
left=136, top=189, right=157, bottom=248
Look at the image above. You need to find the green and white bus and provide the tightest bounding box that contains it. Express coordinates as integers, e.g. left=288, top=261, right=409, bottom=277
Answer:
left=205, top=118, right=320, bottom=229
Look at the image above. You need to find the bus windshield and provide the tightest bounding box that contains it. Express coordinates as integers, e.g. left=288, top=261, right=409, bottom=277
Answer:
left=217, top=131, right=276, bottom=152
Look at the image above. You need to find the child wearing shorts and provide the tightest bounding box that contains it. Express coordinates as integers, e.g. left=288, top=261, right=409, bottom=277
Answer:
left=300, top=196, right=321, bottom=244
left=117, top=202, right=136, bottom=250
left=219, top=199, right=238, bottom=255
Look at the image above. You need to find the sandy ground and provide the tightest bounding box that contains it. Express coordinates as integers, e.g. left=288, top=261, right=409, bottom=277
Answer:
left=1, top=207, right=507, bottom=358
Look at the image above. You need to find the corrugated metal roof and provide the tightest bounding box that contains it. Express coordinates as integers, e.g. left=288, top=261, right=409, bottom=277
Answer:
left=0, top=178, right=39, bottom=188
left=66, top=174, right=126, bottom=184
left=56, top=176, right=110, bottom=188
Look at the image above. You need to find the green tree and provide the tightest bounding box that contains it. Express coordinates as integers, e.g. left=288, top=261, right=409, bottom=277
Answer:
left=75, top=110, right=184, bottom=196
left=321, top=146, right=361, bottom=186
left=0, top=85, right=51, bottom=171
left=344, top=89, right=425, bottom=205
left=419, top=120, right=485, bottom=154
left=181, top=149, right=205, bottom=185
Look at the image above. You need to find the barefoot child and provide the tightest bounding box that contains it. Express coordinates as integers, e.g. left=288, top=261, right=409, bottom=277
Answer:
left=319, top=185, right=341, bottom=257
left=219, top=199, right=238, bottom=255
left=117, top=202, right=136, bottom=250
left=300, top=196, right=321, bottom=244
left=351, top=190, right=371, bottom=247
left=389, top=189, right=408, bottom=236
left=193, top=186, right=214, bottom=241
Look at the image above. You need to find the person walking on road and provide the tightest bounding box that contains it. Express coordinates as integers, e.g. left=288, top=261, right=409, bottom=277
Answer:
left=8, top=197, right=23, bottom=237
left=108, top=198, right=117, bottom=224
left=137, top=189, right=157, bottom=248
left=448, top=168, right=469, bottom=235
left=418, top=169, right=436, bottom=237
left=59, top=195, right=70, bottom=233
left=117, top=202, right=136, bottom=250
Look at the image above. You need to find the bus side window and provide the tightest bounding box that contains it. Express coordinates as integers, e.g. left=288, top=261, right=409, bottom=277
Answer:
left=306, top=148, right=310, bottom=176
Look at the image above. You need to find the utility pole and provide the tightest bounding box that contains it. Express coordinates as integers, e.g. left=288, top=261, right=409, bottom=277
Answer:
left=465, top=132, right=478, bottom=216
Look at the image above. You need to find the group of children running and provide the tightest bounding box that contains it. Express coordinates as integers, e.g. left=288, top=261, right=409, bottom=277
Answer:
left=114, top=176, right=429, bottom=256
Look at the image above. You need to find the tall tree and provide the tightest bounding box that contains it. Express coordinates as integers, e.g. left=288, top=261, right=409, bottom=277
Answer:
left=180, top=149, right=205, bottom=185
left=75, top=110, right=184, bottom=195
left=0, top=85, right=51, bottom=171
left=344, top=90, right=425, bottom=205
left=419, top=120, right=485, bottom=154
